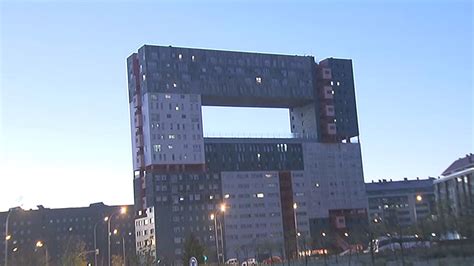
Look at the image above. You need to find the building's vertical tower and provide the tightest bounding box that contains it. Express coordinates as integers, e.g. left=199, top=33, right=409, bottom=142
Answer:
left=128, top=46, right=212, bottom=264
left=127, top=53, right=146, bottom=210
left=316, top=58, right=359, bottom=143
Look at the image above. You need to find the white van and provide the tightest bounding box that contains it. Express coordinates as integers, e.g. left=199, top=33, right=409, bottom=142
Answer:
left=226, top=258, right=239, bottom=265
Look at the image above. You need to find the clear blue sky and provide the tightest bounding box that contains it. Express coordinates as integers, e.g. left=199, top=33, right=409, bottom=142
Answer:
left=1, top=1, right=472, bottom=211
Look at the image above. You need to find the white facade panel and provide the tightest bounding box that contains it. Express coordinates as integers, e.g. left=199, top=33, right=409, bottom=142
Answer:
left=302, top=142, right=367, bottom=219
left=220, top=171, right=285, bottom=260
left=143, top=92, right=205, bottom=165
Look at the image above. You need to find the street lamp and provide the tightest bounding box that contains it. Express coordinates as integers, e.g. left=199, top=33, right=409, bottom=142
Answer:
left=219, top=204, right=225, bottom=264
left=35, top=241, right=49, bottom=266
left=293, top=203, right=299, bottom=258
left=36, top=241, right=44, bottom=248
left=93, top=216, right=109, bottom=266
left=111, top=229, right=128, bottom=266
left=106, top=207, right=127, bottom=266
left=211, top=204, right=227, bottom=265
left=414, top=194, right=423, bottom=224
left=210, top=214, right=219, bottom=265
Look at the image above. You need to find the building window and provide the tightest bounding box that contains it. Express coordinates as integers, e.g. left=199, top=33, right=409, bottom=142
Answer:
left=256, top=77, right=262, bottom=84
left=191, top=55, right=195, bottom=62
left=178, top=54, right=182, bottom=60
left=256, top=193, right=264, bottom=198
left=153, top=144, right=161, bottom=152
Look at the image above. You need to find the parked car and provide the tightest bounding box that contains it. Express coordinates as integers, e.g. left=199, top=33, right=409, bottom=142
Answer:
left=262, top=256, right=282, bottom=264
left=226, top=258, right=239, bottom=265
left=241, top=258, right=257, bottom=266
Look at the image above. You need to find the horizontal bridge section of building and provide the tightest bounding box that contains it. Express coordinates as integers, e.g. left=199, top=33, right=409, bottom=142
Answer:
left=128, top=45, right=316, bottom=108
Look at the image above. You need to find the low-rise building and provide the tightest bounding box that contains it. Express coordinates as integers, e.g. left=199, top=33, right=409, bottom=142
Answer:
left=366, top=178, right=436, bottom=227
left=0, top=202, right=134, bottom=266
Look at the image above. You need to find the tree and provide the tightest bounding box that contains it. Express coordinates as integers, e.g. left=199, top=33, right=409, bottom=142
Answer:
left=59, top=236, right=88, bottom=266
left=111, top=254, right=124, bottom=266
left=182, top=233, right=206, bottom=264
left=10, top=244, right=44, bottom=266
left=136, top=249, right=157, bottom=265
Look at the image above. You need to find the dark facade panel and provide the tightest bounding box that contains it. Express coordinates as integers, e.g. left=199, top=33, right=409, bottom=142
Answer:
left=279, top=171, right=297, bottom=259
left=148, top=172, right=222, bottom=263
left=133, top=45, right=316, bottom=108
left=204, top=142, right=304, bottom=172
left=324, top=58, right=359, bottom=139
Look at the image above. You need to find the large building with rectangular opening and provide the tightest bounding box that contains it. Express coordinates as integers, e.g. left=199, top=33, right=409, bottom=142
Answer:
left=127, top=45, right=367, bottom=264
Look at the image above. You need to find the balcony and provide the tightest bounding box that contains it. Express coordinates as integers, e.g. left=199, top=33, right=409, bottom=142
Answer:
left=136, top=154, right=144, bottom=167
left=136, top=136, right=144, bottom=147
left=135, top=114, right=143, bottom=128
left=133, top=95, right=142, bottom=108
left=321, top=67, right=332, bottom=80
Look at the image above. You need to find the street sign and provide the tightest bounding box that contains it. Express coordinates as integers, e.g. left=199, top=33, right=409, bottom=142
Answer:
left=189, top=256, right=198, bottom=266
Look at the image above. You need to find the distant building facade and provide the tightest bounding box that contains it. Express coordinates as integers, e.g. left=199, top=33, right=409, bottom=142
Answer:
left=0, top=203, right=134, bottom=266
left=434, top=153, right=474, bottom=217
left=127, top=45, right=368, bottom=264
left=366, top=178, right=436, bottom=227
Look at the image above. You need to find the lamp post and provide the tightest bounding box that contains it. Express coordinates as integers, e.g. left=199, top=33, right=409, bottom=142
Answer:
left=122, top=236, right=126, bottom=266
left=112, top=229, right=127, bottom=266
left=219, top=204, right=226, bottom=264
left=210, top=214, right=219, bottom=265
left=293, top=203, right=299, bottom=258
left=122, top=233, right=131, bottom=266
left=106, top=207, right=127, bottom=266
left=414, top=194, right=423, bottom=224
left=211, top=203, right=226, bottom=265
left=94, top=217, right=108, bottom=266
left=36, top=241, right=49, bottom=266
